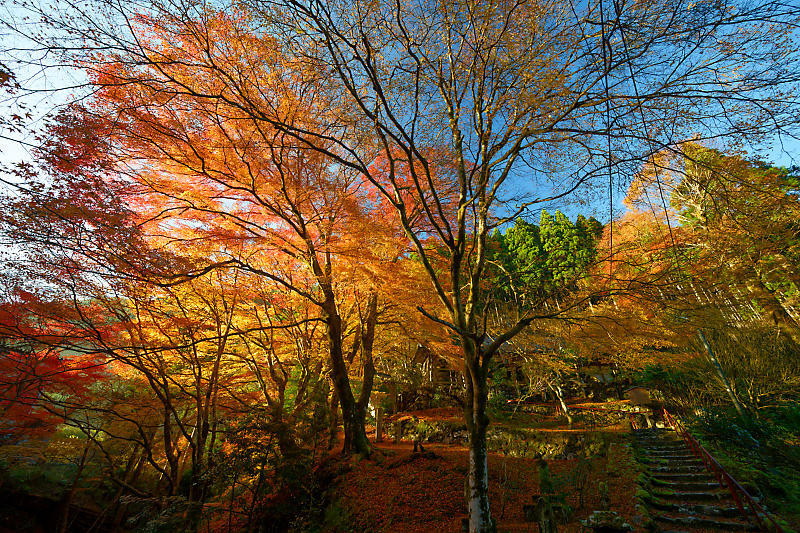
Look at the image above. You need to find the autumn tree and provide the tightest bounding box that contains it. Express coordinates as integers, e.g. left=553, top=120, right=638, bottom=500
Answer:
left=0, top=295, right=106, bottom=442
left=10, top=53, right=407, bottom=457
left=256, top=1, right=800, bottom=528
left=4, top=0, right=800, bottom=529
left=0, top=122, right=309, bottom=528
left=627, top=144, right=800, bottom=342
left=2, top=166, right=331, bottom=528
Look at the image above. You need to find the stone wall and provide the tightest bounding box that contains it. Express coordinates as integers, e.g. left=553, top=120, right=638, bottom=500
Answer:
left=394, top=418, right=616, bottom=460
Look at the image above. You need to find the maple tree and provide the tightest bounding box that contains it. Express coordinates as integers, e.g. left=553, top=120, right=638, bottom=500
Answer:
left=2, top=172, right=329, bottom=529
left=255, top=0, right=800, bottom=527
left=565, top=145, right=800, bottom=422
left=20, top=44, right=412, bottom=457
left=0, top=121, right=303, bottom=526
left=626, top=144, right=800, bottom=342
left=2, top=0, right=800, bottom=529
left=0, top=94, right=445, bottom=527
left=0, top=295, right=105, bottom=442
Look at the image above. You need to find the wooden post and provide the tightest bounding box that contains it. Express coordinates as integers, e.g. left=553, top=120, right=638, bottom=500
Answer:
left=375, top=406, right=383, bottom=442
left=388, top=382, right=398, bottom=413
left=371, top=391, right=386, bottom=443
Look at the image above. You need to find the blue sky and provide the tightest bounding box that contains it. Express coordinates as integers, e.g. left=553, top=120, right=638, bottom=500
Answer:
left=2, top=0, right=799, bottom=226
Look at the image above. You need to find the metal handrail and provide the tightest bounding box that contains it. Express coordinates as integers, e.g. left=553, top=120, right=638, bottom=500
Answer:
left=662, top=408, right=784, bottom=533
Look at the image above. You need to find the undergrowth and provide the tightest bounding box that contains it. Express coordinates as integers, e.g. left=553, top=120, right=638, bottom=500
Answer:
left=688, top=404, right=800, bottom=530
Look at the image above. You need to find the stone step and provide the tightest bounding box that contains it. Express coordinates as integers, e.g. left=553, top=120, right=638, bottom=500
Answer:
left=635, top=437, right=686, bottom=447
left=645, top=456, right=700, bottom=464
left=643, top=451, right=696, bottom=458
left=651, top=472, right=716, bottom=482
left=633, top=430, right=761, bottom=532
left=642, top=445, right=692, bottom=451
left=636, top=439, right=688, bottom=450
left=648, top=464, right=706, bottom=474
left=652, top=479, right=723, bottom=491
left=642, top=451, right=691, bottom=458
left=635, top=434, right=681, bottom=440
left=640, top=457, right=704, bottom=467
left=649, top=499, right=742, bottom=518
left=652, top=488, right=730, bottom=501
left=638, top=446, right=688, bottom=453
left=653, top=511, right=756, bottom=530
left=635, top=435, right=680, bottom=443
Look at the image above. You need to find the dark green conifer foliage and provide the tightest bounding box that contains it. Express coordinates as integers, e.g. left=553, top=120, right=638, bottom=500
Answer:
left=587, top=217, right=604, bottom=241
left=541, top=210, right=590, bottom=286
left=490, top=212, right=603, bottom=304
left=575, top=215, right=603, bottom=267
left=504, top=219, right=549, bottom=288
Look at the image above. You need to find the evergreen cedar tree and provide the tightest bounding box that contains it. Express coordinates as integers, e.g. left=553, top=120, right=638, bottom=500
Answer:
left=490, top=212, right=603, bottom=306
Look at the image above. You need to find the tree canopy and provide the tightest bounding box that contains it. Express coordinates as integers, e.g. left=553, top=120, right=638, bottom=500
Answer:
left=1, top=0, right=800, bottom=530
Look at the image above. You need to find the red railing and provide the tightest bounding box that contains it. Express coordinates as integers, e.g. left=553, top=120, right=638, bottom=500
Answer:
left=662, top=408, right=784, bottom=533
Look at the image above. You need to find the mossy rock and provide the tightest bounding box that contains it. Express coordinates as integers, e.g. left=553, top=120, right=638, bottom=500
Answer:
left=581, top=510, right=633, bottom=532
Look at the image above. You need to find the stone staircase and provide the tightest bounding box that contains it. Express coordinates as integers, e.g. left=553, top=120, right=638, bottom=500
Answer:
left=634, top=429, right=758, bottom=532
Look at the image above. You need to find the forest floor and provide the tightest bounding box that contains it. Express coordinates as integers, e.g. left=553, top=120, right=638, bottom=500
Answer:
left=316, top=404, right=758, bottom=532
left=325, top=442, right=634, bottom=532
left=319, top=407, right=642, bottom=533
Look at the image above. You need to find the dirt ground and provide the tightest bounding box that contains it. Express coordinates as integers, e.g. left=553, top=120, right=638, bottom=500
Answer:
left=329, top=436, right=641, bottom=533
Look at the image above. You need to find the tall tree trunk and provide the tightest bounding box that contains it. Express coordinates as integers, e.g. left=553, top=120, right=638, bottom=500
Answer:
left=355, top=293, right=378, bottom=440
left=465, top=345, right=495, bottom=533
left=160, top=408, right=181, bottom=497
left=245, top=458, right=267, bottom=533
left=328, top=386, right=339, bottom=450
left=191, top=318, right=231, bottom=505
left=322, top=293, right=371, bottom=456
left=550, top=383, right=572, bottom=427
left=697, top=330, right=747, bottom=418
left=112, top=436, right=152, bottom=530
left=272, top=415, right=307, bottom=499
